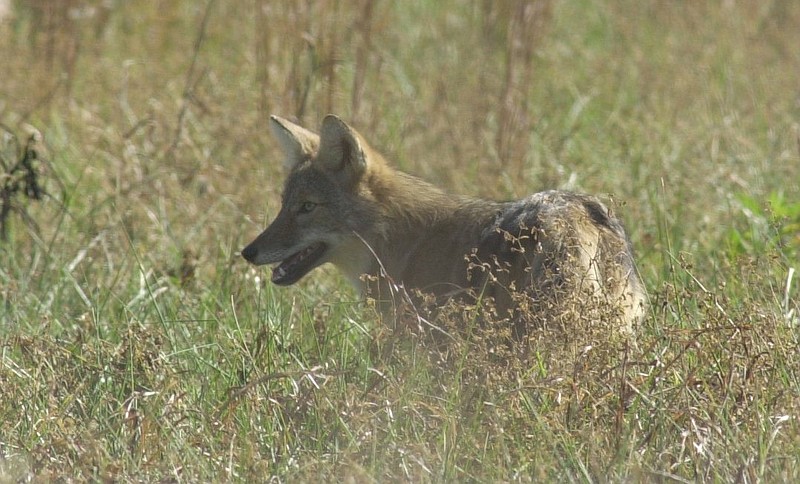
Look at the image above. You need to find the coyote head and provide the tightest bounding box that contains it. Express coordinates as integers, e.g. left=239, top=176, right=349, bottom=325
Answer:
left=241, top=115, right=379, bottom=286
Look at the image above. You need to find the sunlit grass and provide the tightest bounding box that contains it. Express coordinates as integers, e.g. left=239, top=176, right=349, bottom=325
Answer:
left=1, top=0, right=798, bottom=481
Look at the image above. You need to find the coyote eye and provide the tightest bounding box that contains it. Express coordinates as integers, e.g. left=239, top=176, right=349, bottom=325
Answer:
left=299, top=201, right=317, bottom=214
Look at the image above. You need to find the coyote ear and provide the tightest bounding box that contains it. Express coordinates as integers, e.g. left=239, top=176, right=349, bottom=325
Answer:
left=316, top=115, right=367, bottom=187
left=269, top=115, right=320, bottom=171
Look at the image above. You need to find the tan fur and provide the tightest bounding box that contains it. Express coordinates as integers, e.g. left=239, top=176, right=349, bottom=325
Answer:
left=242, top=115, right=646, bottom=333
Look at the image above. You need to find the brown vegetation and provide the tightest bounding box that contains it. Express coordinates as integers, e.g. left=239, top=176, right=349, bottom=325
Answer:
left=0, top=0, right=798, bottom=481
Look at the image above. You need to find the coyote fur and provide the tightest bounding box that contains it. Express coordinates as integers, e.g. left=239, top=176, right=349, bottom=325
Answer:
left=242, top=115, right=646, bottom=333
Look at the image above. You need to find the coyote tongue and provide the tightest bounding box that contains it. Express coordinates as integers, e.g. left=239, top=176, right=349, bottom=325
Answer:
left=271, top=242, right=327, bottom=285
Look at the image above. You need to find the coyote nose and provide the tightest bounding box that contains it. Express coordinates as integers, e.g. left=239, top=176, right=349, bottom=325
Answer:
left=241, top=243, right=258, bottom=264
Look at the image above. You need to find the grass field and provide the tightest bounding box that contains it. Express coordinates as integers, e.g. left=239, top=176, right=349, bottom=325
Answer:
left=1, top=0, right=799, bottom=481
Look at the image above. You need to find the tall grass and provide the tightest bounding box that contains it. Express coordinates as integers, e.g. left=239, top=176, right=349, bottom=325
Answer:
left=1, top=0, right=798, bottom=481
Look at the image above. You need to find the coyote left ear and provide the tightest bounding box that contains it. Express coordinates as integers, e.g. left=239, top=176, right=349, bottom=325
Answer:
left=269, top=115, right=320, bottom=172
left=316, top=115, right=367, bottom=187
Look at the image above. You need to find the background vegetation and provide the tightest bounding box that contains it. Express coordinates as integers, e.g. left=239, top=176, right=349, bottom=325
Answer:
left=1, top=0, right=798, bottom=481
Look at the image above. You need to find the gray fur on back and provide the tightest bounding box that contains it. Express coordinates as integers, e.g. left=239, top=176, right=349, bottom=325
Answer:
left=469, top=190, right=646, bottom=334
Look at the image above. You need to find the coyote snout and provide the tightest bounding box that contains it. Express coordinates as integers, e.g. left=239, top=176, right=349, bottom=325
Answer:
left=243, top=114, right=646, bottom=332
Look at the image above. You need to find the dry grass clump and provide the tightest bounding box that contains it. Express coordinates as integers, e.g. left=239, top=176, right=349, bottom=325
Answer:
left=362, top=253, right=797, bottom=481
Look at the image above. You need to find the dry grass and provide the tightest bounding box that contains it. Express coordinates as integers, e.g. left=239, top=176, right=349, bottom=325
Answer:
left=1, top=0, right=799, bottom=481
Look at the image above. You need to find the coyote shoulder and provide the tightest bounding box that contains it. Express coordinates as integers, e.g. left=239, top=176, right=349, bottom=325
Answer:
left=242, top=115, right=646, bottom=332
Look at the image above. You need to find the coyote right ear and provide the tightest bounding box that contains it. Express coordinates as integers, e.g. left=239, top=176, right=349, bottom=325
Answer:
left=269, top=115, right=320, bottom=172
left=316, top=115, right=367, bottom=189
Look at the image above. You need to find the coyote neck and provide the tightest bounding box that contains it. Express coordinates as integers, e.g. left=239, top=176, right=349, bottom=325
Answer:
left=360, top=166, right=499, bottom=293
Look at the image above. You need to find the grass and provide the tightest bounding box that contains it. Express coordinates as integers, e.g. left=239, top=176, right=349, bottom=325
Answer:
left=1, top=0, right=799, bottom=481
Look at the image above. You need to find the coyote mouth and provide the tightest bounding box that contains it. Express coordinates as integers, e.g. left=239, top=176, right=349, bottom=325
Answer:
left=271, top=242, right=327, bottom=285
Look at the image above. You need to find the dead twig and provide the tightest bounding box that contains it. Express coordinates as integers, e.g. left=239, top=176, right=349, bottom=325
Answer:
left=163, top=0, right=216, bottom=161
left=0, top=125, right=52, bottom=241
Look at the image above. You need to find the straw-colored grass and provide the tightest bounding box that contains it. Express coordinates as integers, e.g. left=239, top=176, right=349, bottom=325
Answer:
left=1, top=1, right=798, bottom=481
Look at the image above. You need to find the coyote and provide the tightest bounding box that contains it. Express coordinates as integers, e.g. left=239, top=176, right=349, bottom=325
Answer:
left=242, top=115, right=646, bottom=333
